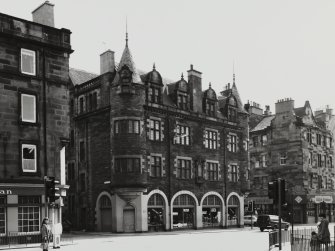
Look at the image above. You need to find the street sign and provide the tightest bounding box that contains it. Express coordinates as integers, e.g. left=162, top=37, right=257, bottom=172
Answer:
left=295, top=196, right=302, bottom=204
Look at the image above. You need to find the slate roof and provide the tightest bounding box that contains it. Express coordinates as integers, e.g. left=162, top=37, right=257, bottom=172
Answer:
left=294, top=107, right=305, bottom=118
left=69, top=68, right=98, bottom=86
left=250, top=115, right=275, bottom=132
left=117, top=45, right=141, bottom=84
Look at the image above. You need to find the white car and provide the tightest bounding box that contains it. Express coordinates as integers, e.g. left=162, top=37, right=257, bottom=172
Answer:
left=244, top=215, right=258, bottom=226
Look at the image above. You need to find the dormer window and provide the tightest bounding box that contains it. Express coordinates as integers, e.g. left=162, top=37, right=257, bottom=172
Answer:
left=203, top=84, right=217, bottom=117
left=149, top=86, right=160, bottom=104
left=120, top=66, right=132, bottom=84
left=177, top=93, right=188, bottom=110
left=227, top=96, right=238, bottom=122
left=145, top=64, right=163, bottom=104
left=206, top=101, right=215, bottom=116
left=228, top=107, right=237, bottom=121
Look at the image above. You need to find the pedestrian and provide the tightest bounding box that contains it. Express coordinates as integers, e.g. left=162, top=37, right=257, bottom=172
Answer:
left=317, top=213, right=330, bottom=251
left=41, top=217, right=51, bottom=251
left=310, top=231, right=319, bottom=251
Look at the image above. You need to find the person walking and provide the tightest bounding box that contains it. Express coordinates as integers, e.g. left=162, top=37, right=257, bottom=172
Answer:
left=317, top=213, right=330, bottom=251
left=41, top=217, right=51, bottom=251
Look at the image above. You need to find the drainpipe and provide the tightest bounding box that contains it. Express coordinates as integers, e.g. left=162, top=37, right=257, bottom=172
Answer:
left=2, top=131, right=10, bottom=178
left=223, top=127, right=228, bottom=228
left=166, top=114, right=172, bottom=231
left=42, top=49, right=48, bottom=176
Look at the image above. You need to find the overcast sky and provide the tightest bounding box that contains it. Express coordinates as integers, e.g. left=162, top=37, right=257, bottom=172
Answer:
left=2, top=0, right=335, bottom=113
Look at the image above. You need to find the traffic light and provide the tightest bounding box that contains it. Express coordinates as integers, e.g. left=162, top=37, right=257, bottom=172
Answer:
left=268, top=179, right=286, bottom=205
left=280, top=179, right=286, bottom=205
left=248, top=201, right=254, bottom=212
left=45, top=177, right=60, bottom=203
left=268, top=180, right=278, bottom=203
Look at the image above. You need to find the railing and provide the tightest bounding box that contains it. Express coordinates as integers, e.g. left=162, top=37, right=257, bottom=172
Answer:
left=0, top=233, right=73, bottom=250
left=269, top=227, right=335, bottom=251
left=291, top=235, right=334, bottom=251
left=269, top=229, right=291, bottom=250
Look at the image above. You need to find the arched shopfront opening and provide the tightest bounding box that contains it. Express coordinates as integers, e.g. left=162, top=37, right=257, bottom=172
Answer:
left=99, top=195, right=112, bottom=231
left=202, top=195, right=222, bottom=228
left=172, top=194, right=195, bottom=229
left=228, top=195, right=240, bottom=227
left=147, top=193, right=165, bottom=231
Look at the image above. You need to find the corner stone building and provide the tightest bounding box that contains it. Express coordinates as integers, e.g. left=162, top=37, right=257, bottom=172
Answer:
left=0, top=2, right=72, bottom=236
left=248, top=99, right=335, bottom=224
left=65, top=39, right=250, bottom=232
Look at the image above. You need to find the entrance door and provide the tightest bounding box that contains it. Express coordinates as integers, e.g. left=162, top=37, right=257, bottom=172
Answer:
left=100, top=195, right=112, bottom=231
left=123, top=208, right=135, bottom=232
left=101, top=208, right=113, bottom=231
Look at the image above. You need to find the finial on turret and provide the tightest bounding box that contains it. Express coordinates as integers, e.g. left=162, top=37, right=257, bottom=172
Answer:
left=153, top=63, right=156, bottom=70
left=233, top=61, right=236, bottom=85
left=181, top=73, right=184, bottom=80
left=209, top=82, right=211, bottom=88
left=125, top=17, right=128, bottom=47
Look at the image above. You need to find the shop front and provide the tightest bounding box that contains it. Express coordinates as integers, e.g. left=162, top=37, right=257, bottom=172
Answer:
left=172, top=194, right=195, bottom=229
left=0, top=184, right=63, bottom=239
left=227, top=195, right=240, bottom=227
left=202, top=195, right=222, bottom=228
left=308, top=195, right=335, bottom=223
left=246, top=196, right=273, bottom=215
left=147, top=193, right=165, bottom=232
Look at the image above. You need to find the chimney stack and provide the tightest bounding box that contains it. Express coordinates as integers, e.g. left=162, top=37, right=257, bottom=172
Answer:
left=32, top=1, right=55, bottom=27
left=275, top=98, right=294, bottom=114
left=187, top=64, right=202, bottom=112
left=100, top=50, right=115, bottom=74
left=264, top=105, right=271, bottom=116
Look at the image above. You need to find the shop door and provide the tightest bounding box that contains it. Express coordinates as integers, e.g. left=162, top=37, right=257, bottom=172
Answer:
left=123, top=209, right=135, bottom=232
left=101, top=208, right=113, bottom=231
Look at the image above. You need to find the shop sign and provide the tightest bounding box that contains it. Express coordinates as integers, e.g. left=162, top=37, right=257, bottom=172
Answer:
left=314, top=196, right=333, bottom=204
left=183, top=209, right=189, bottom=212
left=246, top=197, right=273, bottom=204
left=0, top=190, right=12, bottom=195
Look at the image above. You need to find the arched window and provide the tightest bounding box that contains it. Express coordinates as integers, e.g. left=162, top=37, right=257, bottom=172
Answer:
left=148, top=194, right=164, bottom=207
left=100, top=195, right=111, bottom=209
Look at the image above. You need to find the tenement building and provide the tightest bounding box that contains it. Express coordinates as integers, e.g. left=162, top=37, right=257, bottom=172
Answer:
left=65, top=36, right=250, bottom=232
left=0, top=2, right=72, bottom=237
left=248, top=99, right=335, bottom=224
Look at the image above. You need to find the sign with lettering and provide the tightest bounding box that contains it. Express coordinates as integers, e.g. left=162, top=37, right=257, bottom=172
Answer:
left=246, top=197, right=273, bottom=204
left=314, top=196, right=333, bottom=204
left=0, top=190, right=12, bottom=195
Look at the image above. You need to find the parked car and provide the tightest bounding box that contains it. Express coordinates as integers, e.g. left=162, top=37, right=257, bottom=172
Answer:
left=256, top=214, right=289, bottom=232
left=244, top=215, right=258, bottom=226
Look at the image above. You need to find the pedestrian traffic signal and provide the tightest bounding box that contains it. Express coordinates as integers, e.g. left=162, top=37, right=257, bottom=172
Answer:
left=248, top=201, right=254, bottom=212
left=45, top=176, right=60, bottom=203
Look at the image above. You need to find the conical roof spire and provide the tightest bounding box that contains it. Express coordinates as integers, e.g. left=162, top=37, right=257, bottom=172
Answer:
left=117, top=25, right=141, bottom=84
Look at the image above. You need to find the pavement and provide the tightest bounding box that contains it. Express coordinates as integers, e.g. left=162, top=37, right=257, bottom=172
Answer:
left=1, top=224, right=333, bottom=251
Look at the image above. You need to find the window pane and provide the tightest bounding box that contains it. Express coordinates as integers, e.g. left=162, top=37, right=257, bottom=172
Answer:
left=21, top=94, right=36, bottom=123
left=21, top=49, right=35, bottom=75
left=22, top=144, right=37, bottom=172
